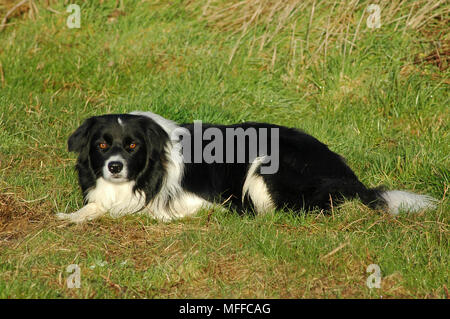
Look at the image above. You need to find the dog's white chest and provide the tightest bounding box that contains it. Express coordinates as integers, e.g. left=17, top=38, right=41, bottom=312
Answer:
left=86, top=178, right=146, bottom=217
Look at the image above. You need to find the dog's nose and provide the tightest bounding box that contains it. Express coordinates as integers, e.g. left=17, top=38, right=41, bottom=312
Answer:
left=108, top=161, right=123, bottom=174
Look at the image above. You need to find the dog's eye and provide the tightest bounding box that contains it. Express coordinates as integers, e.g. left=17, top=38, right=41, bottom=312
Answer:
left=129, top=143, right=137, bottom=150
left=99, top=143, right=108, bottom=150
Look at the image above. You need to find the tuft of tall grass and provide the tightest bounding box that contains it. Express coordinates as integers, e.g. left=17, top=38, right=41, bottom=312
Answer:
left=190, top=0, right=449, bottom=74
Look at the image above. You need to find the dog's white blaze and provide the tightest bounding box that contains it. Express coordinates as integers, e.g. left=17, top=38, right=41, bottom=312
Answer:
left=242, top=156, right=275, bottom=214
left=86, top=177, right=146, bottom=217
left=380, top=190, right=438, bottom=215
left=118, top=117, right=124, bottom=127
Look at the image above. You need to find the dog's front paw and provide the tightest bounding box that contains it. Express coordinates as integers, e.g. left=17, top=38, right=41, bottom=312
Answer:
left=56, top=203, right=106, bottom=223
left=56, top=212, right=86, bottom=223
left=56, top=212, right=70, bottom=220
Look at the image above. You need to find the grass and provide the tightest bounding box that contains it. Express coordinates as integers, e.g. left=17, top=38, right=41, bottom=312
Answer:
left=0, top=0, right=448, bottom=298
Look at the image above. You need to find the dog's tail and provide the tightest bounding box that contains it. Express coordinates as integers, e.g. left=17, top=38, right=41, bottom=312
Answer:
left=363, top=188, right=438, bottom=215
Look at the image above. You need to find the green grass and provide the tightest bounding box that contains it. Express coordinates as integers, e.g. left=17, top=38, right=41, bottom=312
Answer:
left=0, top=0, right=448, bottom=298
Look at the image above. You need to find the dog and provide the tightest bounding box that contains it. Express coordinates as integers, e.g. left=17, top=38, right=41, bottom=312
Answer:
left=57, top=111, right=438, bottom=223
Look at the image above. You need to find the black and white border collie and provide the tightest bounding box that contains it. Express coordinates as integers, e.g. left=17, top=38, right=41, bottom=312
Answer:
left=57, top=111, right=438, bottom=223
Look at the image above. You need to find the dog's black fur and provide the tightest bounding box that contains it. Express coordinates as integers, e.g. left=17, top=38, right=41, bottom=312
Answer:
left=180, top=122, right=385, bottom=212
left=68, top=113, right=386, bottom=215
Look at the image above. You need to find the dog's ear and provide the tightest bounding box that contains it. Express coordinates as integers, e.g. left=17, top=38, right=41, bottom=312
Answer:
left=134, top=117, right=170, bottom=202
left=68, top=117, right=97, bottom=153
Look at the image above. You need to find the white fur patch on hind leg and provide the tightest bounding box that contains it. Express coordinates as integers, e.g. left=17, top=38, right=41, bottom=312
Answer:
left=242, top=157, right=275, bottom=215
left=380, top=190, right=438, bottom=215
left=56, top=203, right=106, bottom=223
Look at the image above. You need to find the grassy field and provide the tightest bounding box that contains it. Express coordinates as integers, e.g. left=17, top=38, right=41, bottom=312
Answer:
left=0, top=0, right=448, bottom=298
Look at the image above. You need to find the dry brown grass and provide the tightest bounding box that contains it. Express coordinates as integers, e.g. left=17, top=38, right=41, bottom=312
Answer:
left=0, top=0, right=40, bottom=31
left=197, top=0, right=449, bottom=36
left=0, top=192, right=51, bottom=244
left=190, top=0, right=449, bottom=69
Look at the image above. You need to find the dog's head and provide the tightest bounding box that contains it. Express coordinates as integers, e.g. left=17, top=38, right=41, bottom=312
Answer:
left=68, top=114, right=169, bottom=196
